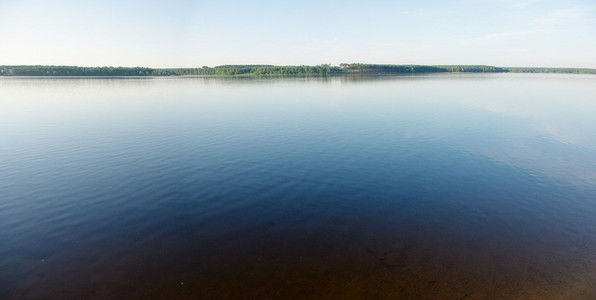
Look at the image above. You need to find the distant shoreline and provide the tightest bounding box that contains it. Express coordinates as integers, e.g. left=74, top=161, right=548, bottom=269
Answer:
left=1, top=64, right=595, bottom=77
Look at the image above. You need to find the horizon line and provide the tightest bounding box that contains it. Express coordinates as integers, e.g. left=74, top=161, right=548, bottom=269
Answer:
left=2, top=64, right=596, bottom=70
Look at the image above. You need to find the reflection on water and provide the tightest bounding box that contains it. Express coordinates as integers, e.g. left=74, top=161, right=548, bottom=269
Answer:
left=1, top=74, right=596, bottom=299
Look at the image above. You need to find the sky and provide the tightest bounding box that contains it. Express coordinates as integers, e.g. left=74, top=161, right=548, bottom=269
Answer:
left=1, top=0, right=595, bottom=68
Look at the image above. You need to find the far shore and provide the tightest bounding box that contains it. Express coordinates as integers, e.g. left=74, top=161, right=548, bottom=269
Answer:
left=1, top=64, right=595, bottom=77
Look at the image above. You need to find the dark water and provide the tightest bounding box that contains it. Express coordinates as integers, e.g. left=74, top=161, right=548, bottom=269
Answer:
left=1, top=74, right=596, bottom=299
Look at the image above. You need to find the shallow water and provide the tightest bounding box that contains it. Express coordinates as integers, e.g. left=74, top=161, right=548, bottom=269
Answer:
left=1, top=74, right=596, bottom=299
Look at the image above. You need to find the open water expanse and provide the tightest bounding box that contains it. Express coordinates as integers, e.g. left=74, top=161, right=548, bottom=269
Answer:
left=1, top=74, right=596, bottom=299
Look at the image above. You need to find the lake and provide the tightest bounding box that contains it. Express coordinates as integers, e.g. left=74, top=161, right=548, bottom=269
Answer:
left=1, top=74, right=596, bottom=299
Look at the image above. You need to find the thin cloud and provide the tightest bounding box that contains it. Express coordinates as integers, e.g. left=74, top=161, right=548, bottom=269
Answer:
left=459, top=5, right=596, bottom=46
left=290, top=38, right=340, bottom=51
left=460, top=29, right=544, bottom=44
left=531, top=7, right=584, bottom=25
left=504, top=0, right=540, bottom=10
left=318, top=38, right=340, bottom=45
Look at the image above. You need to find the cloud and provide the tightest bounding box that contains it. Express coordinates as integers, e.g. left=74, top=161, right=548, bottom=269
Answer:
left=290, top=38, right=341, bottom=51
left=319, top=38, right=340, bottom=45
left=458, top=5, right=593, bottom=46
left=459, top=29, right=543, bottom=45
left=504, top=0, right=540, bottom=10
left=458, top=0, right=540, bottom=10
left=531, top=7, right=584, bottom=25
left=478, top=29, right=541, bottom=41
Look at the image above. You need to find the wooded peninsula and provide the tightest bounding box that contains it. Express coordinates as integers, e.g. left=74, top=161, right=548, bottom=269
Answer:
left=1, top=64, right=595, bottom=77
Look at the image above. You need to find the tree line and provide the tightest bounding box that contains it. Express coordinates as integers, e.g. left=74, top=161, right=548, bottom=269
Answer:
left=1, top=64, right=594, bottom=76
left=0, top=66, right=160, bottom=76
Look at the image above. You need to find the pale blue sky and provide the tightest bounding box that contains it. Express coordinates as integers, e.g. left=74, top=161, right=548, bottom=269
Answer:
left=1, top=0, right=595, bottom=67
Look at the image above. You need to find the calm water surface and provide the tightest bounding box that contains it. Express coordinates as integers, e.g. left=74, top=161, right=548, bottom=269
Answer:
left=1, top=74, right=596, bottom=299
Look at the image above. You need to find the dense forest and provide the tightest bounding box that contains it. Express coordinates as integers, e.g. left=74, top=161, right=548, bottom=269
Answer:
left=0, top=65, right=343, bottom=76
left=338, top=64, right=508, bottom=73
left=505, top=67, right=596, bottom=74
left=165, top=65, right=344, bottom=76
left=1, top=64, right=595, bottom=77
left=0, top=66, right=159, bottom=76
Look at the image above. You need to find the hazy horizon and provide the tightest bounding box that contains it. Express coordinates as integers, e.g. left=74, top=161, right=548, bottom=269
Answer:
left=1, top=0, right=595, bottom=68
left=2, top=63, right=596, bottom=70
